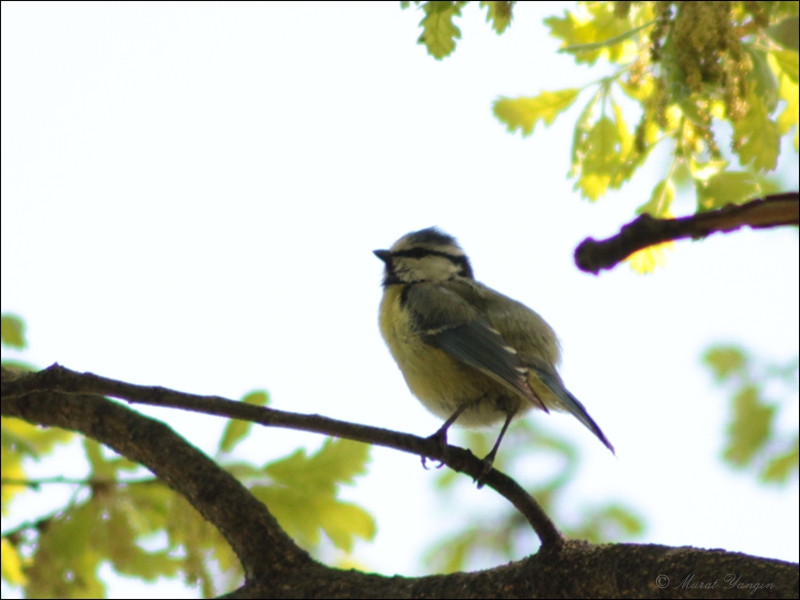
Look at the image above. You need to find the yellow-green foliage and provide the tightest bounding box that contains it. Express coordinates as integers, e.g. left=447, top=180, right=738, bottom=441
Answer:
left=406, top=1, right=799, bottom=271
left=2, top=412, right=375, bottom=598
left=254, top=438, right=375, bottom=553
left=704, top=345, right=799, bottom=484
left=2, top=321, right=375, bottom=597
left=1, top=315, right=26, bottom=350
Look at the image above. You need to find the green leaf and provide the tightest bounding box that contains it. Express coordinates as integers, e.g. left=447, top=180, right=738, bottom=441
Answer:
left=163, top=493, right=229, bottom=593
left=545, top=4, right=639, bottom=65
left=724, top=385, right=774, bottom=467
left=776, top=71, right=799, bottom=150
left=493, top=89, right=579, bottom=136
left=611, top=97, right=633, bottom=156
left=265, top=438, right=371, bottom=491
left=771, top=49, right=799, bottom=83
left=689, top=157, right=729, bottom=182
left=626, top=242, right=674, bottom=274
left=704, top=345, right=798, bottom=484
left=417, top=1, right=462, bottom=60
left=481, top=1, right=513, bottom=35
left=617, top=72, right=655, bottom=102
left=310, top=438, right=371, bottom=485
left=569, top=93, right=600, bottom=178
left=745, top=46, right=778, bottom=113
left=254, top=439, right=374, bottom=551
left=696, top=171, right=764, bottom=211
left=544, top=10, right=585, bottom=47
left=608, top=96, right=638, bottom=187
left=253, top=483, right=375, bottom=551
left=317, top=501, right=376, bottom=552
left=1, top=538, right=27, bottom=586
left=569, top=503, right=646, bottom=543
left=575, top=116, right=622, bottom=200
left=2, top=418, right=75, bottom=510
left=93, top=485, right=186, bottom=583
left=84, top=438, right=120, bottom=479
left=253, top=484, right=323, bottom=546
left=219, top=390, right=270, bottom=454
left=128, top=482, right=175, bottom=534
left=637, top=179, right=674, bottom=218
left=224, top=460, right=266, bottom=481
left=0, top=314, right=26, bottom=349
left=25, top=502, right=106, bottom=599
left=761, top=438, right=800, bottom=483
left=732, top=90, right=781, bottom=172
left=2, top=416, right=73, bottom=460
left=121, top=549, right=182, bottom=581
left=766, top=15, right=799, bottom=51
left=703, top=346, right=748, bottom=382
left=583, top=115, right=620, bottom=172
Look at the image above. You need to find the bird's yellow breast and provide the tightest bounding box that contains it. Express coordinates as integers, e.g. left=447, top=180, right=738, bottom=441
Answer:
left=379, top=285, right=527, bottom=426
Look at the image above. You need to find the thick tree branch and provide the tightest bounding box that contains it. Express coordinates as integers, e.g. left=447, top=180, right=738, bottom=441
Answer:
left=575, top=192, right=799, bottom=274
left=3, top=365, right=798, bottom=598
left=1, top=368, right=312, bottom=584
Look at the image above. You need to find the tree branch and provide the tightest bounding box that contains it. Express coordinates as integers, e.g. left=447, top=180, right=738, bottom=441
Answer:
left=3, top=365, right=797, bottom=598
left=1, top=364, right=563, bottom=547
left=575, top=192, right=799, bottom=274
left=1, top=367, right=312, bottom=583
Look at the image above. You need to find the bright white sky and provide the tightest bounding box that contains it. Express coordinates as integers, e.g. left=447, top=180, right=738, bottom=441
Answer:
left=2, top=2, right=798, bottom=598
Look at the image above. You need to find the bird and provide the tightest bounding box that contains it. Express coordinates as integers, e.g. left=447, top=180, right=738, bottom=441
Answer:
left=374, top=227, right=614, bottom=480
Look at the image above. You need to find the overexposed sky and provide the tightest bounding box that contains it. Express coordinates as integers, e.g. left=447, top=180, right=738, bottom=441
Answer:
left=2, top=2, right=798, bottom=597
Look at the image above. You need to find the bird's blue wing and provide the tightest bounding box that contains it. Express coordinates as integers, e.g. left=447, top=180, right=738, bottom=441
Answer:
left=406, top=284, right=547, bottom=411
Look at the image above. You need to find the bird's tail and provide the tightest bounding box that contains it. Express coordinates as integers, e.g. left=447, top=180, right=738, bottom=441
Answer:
left=531, top=368, right=615, bottom=454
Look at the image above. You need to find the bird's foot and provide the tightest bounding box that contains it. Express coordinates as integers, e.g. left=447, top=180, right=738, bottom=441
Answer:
left=474, top=451, right=498, bottom=488
left=421, top=426, right=450, bottom=469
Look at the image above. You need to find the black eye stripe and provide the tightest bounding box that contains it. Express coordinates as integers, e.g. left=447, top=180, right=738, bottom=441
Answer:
left=390, top=248, right=474, bottom=280
left=392, top=248, right=460, bottom=261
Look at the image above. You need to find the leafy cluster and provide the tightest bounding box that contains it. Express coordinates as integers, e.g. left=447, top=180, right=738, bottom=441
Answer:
left=704, top=344, right=799, bottom=484
left=406, top=1, right=799, bottom=270
left=401, top=0, right=515, bottom=58
left=1, top=316, right=375, bottom=598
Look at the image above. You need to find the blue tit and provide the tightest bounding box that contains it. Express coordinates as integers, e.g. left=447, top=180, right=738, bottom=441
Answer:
left=374, top=227, right=614, bottom=474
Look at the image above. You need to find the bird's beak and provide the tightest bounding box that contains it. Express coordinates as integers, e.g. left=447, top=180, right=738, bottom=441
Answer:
left=373, top=249, right=391, bottom=264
